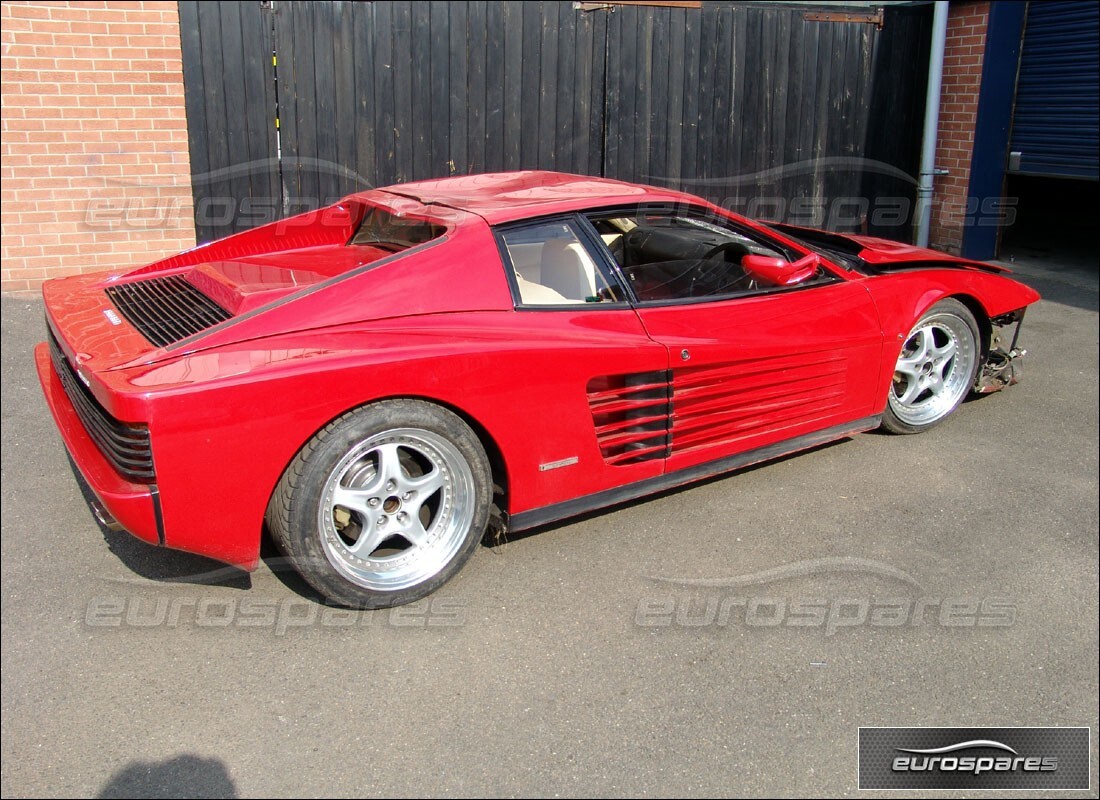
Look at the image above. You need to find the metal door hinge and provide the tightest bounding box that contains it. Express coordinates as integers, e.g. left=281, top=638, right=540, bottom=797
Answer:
left=804, top=9, right=884, bottom=29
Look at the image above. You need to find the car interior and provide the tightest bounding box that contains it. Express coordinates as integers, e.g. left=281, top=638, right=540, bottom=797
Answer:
left=502, top=222, right=621, bottom=305
left=500, top=211, right=825, bottom=307
left=588, top=212, right=796, bottom=301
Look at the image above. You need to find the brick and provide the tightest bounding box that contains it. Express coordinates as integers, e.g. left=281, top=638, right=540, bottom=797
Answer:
left=3, top=1, right=195, bottom=291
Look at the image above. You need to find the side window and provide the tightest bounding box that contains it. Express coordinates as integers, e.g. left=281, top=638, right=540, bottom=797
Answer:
left=587, top=209, right=831, bottom=303
left=498, top=221, right=624, bottom=307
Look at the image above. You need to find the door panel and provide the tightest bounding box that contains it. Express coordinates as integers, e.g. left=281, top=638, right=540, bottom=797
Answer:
left=635, top=280, right=883, bottom=472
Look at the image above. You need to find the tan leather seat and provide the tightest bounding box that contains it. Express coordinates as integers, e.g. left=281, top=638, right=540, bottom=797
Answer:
left=539, top=238, right=598, bottom=302
left=514, top=272, right=570, bottom=305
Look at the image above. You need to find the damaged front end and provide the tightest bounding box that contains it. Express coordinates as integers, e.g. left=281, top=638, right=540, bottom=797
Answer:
left=975, top=309, right=1029, bottom=394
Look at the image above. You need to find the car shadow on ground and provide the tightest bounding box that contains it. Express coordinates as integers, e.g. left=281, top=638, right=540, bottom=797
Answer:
left=484, top=437, right=851, bottom=546
left=256, top=534, right=331, bottom=603
left=68, top=457, right=252, bottom=591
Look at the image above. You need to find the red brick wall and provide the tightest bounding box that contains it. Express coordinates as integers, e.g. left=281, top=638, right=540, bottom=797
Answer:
left=928, top=0, right=990, bottom=255
left=1, top=1, right=195, bottom=294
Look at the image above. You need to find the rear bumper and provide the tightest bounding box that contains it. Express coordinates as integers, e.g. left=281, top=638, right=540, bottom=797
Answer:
left=34, top=343, right=162, bottom=546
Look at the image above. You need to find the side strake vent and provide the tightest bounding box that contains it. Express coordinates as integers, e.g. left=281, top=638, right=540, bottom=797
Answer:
left=586, top=371, right=672, bottom=465
left=48, top=328, right=155, bottom=483
left=106, top=275, right=231, bottom=348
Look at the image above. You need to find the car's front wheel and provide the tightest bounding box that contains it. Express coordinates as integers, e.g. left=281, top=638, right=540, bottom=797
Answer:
left=268, top=399, right=492, bottom=608
left=881, top=298, right=981, bottom=434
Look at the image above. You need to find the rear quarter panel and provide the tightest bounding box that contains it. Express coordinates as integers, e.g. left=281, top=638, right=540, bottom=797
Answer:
left=126, top=311, right=666, bottom=567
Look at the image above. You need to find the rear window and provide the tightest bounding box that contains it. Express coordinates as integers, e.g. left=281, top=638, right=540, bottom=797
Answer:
left=348, top=206, right=445, bottom=252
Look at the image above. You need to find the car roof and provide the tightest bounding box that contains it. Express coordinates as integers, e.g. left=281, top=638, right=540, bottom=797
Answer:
left=365, top=170, right=704, bottom=225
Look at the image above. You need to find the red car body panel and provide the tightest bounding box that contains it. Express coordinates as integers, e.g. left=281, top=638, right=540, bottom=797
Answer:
left=36, top=171, right=1040, bottom=571
left=635, top=279, right=884, bottom=472
left=35, top=345, right=161, bottom=544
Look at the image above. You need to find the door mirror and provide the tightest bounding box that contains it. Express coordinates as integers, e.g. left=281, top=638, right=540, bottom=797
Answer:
left=741, top=252, right=820, bottom=286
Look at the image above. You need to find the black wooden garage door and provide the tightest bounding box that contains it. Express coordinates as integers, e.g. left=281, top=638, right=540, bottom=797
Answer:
left=180, top=1, right=931, bottom=244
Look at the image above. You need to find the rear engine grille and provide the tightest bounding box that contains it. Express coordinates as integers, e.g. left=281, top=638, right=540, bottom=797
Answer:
left=586, top=371, right=672, bottom=465
left=106, top=275, right=230, bottom=347
left=48, top=328, right=155, bottom=483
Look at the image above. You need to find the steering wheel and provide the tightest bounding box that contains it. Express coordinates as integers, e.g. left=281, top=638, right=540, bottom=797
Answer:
left=690, top=242, right=753, bottom=296
left=699, top=241, right=750, bottom=262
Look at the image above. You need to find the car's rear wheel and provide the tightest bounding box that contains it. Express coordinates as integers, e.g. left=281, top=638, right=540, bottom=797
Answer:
left=268, top=399, right=492, bottom=608
left=881, top=298, right=981, bottom=434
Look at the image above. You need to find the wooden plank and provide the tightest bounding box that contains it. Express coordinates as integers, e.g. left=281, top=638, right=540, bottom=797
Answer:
left=665, top=7, right=686, bottom=185
left=766, top=5, right=790, bottom=205
left=372, top=0, right=396, bottom=186
left=851, top=25, right=874, bottom=155
left=239, top=2, right=278, bottom=222
left=519, top=2, right=541, bottom=168
left=602, top=3, right=622, bottom=176
left=273, top=2, right=300, bottom=207
left=178, top=2, right=212, bottom=241
left=587, top=8, right=607, bottom=176
left=713, top=6, right=734, bottom=198
left=256, top=3, right=279, bottom=214
left=485, top=0, right=508, bottom=171
left=501, top=1, right=523, bottom=169
left=447, top=1, right=468, bottom=175
left=290, top=3, right=319, bottom=208
left=825, top=23, right=852, bottom=214
left=572, top=7, right=593, bottom=174
left=782, top=12, right=808, bottom=216
left=196, top=4, right=231, bottom=233
left=217, top=2, right=249, bottom=218
left=538, top=2, right=559, bottom=168
left=331, top=1, right=355, bottom=198
left=429, top=0, right=451, bottom=177
left=809, top=19, right=834, bottom=226
left=391, top=2, right=413, bottom=183
left=409, top=1, right=432, bottom=179
left=636, top=7, right=656, bottom=183
left=555, top=2, right=577, bottom=172
left=351, top=2, right=375, bottom=192
left=465, top=1, right=487, bottom=173
left=301, top=3, right=325, bottom=206
left=617, top=4, right=638, bottom=181
left=647, top=7, right=670, bottom=185
left=680, top=7, right=700, bottom=185
left=739, top=7, right=762, bottom=211
left=695, top=4, right=718, bottom=181
left=221, top=0, right=251, bottom=213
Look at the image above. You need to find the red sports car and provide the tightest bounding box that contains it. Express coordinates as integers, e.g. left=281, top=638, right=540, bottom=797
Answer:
left=36, top=171, right=1039, bottom=607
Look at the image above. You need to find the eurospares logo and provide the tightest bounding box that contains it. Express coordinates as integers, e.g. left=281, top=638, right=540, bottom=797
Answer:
left=893, top=739, right=1056, bottom=775
left=858, top=727, right=1090, bottom=790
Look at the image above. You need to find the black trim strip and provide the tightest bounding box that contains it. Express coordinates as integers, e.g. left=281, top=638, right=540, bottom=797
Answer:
left=47, top=327, right=156, bottom=483
left=149, top=485, right=165, bottom=547
left=509, top=415, right=881, bottom=532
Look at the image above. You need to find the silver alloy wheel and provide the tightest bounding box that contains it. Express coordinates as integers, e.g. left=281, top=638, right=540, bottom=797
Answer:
left=317, top=427, right=476, bottom=592
left=888, top=311, right=977, bottom=427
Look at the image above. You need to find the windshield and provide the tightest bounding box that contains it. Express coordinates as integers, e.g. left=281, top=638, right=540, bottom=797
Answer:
left=764, top=222, right=864, bottom=271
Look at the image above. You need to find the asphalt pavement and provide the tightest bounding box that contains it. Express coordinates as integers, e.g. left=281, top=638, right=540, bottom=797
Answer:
left=2, top=259, right=1097, bottom=798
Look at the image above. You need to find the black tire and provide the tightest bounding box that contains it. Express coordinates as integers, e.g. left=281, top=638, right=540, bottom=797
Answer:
left=881, top=298, right=982, bottom=435
left=268, top=399, right=492, bottom=608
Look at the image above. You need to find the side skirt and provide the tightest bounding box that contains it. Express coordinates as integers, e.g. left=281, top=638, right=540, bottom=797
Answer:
left=509, top=415, right=882, bottom=532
